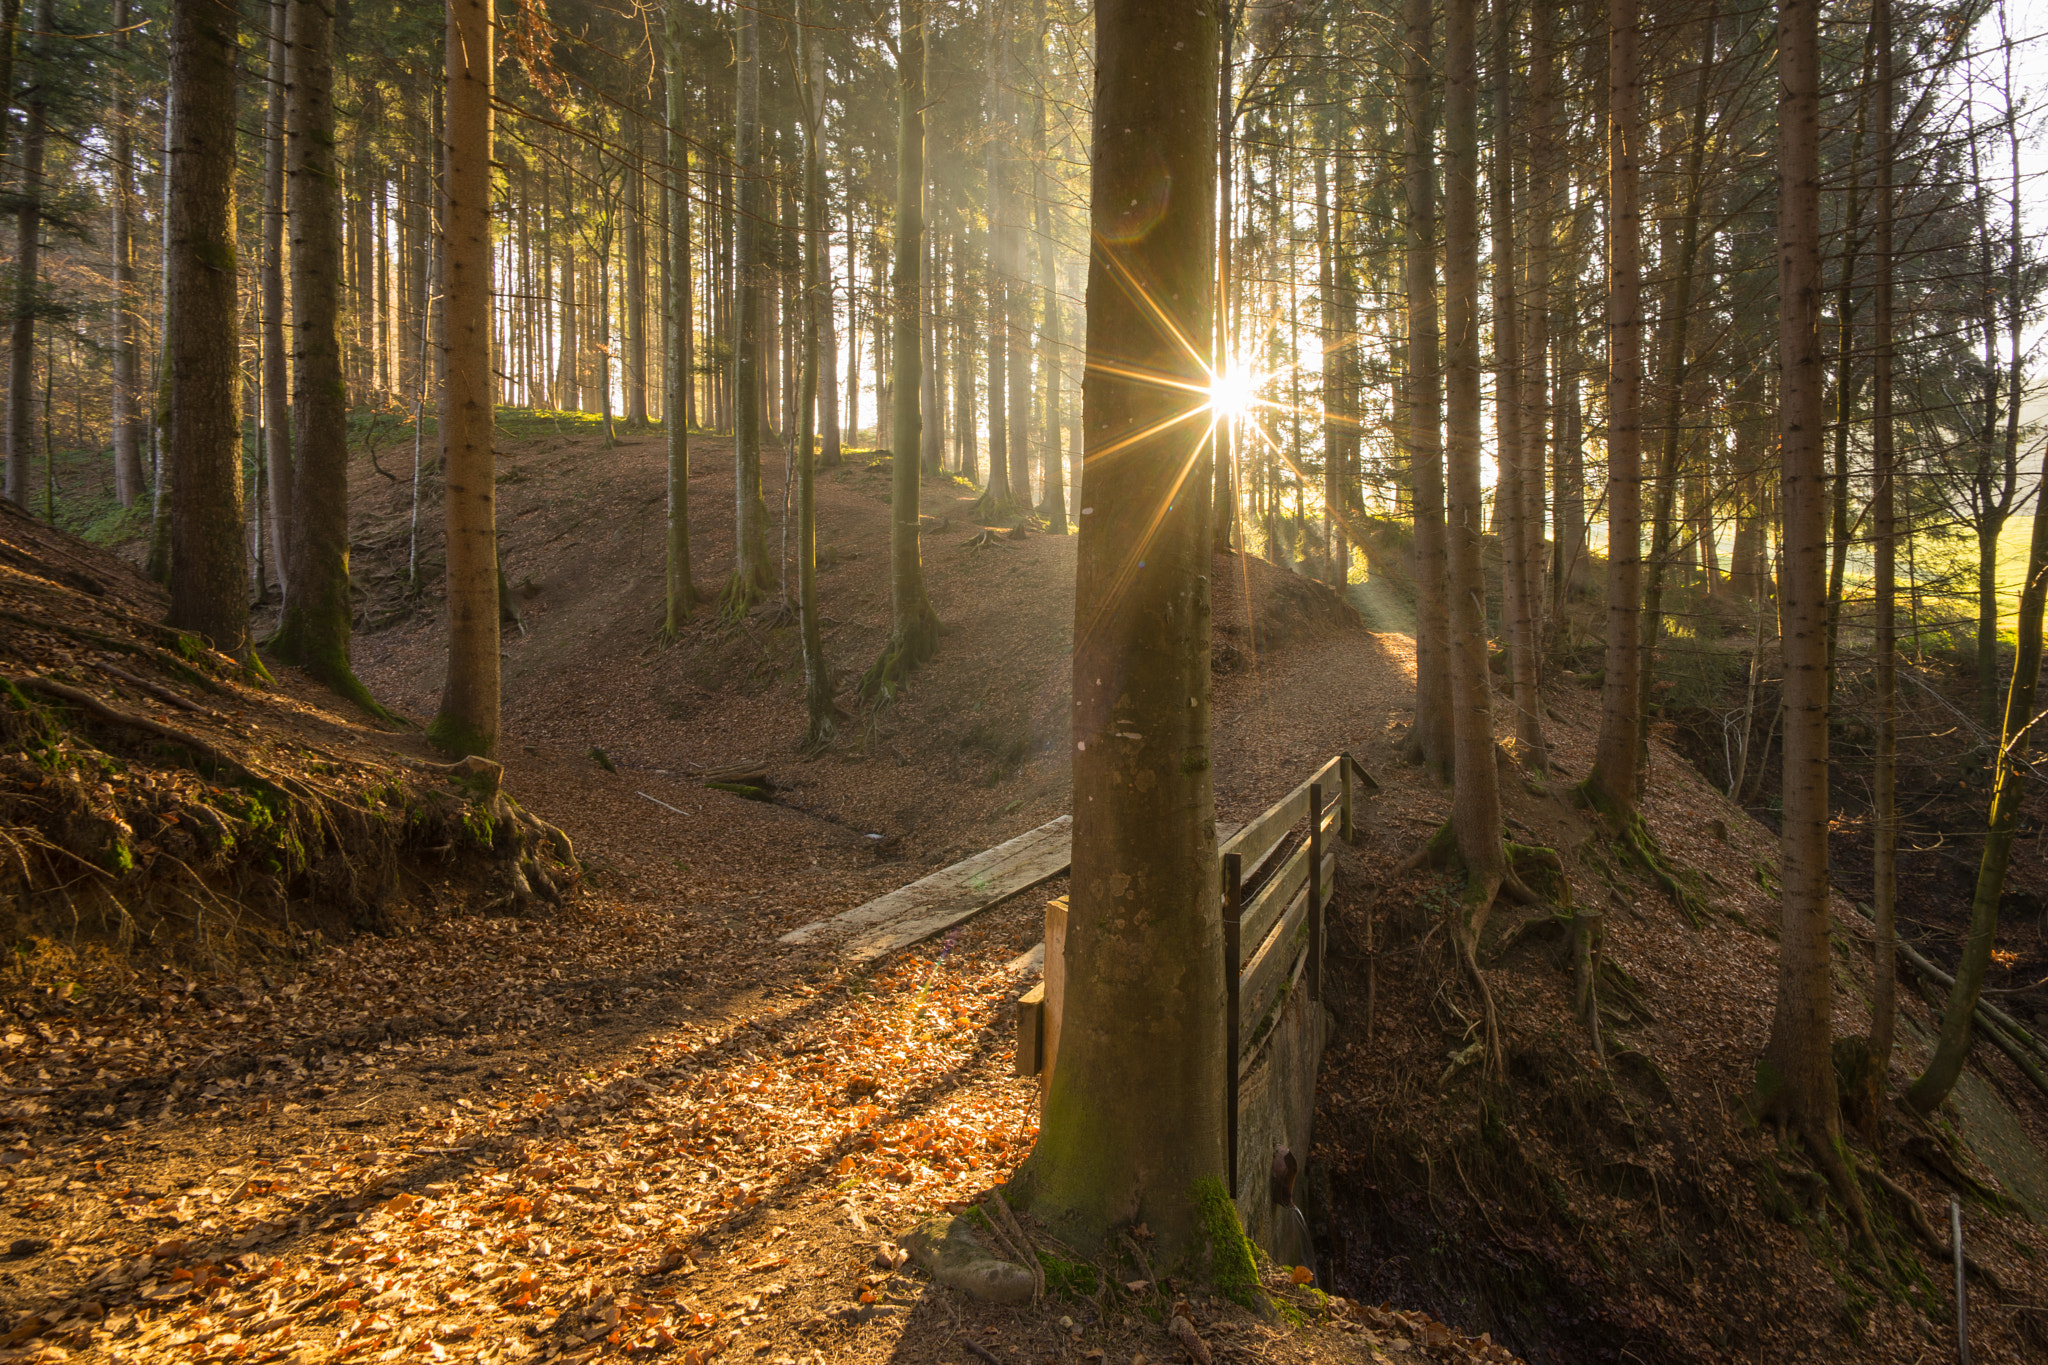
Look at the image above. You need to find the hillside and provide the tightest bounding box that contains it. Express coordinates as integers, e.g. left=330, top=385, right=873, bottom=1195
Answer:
left=0, top=415, right=2044, bottom=1364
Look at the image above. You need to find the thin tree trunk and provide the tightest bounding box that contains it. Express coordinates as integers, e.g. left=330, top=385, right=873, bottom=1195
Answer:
left=725, top=0, right=772, bottom=612
left=271, top=0, right=384, bottom=714
left=663, top=5, right=695, bottom=634
left=429, top=0, right=499, bottom=756
left=1586, top=0, right=1643, bottom=818
left=1402, top=0, right=1452, bottom=781
left=260, top=0, right=292, bottom=601
left=866, top=0, right=938, bottom=694
left=163, top=0, right=249, bottom=657
left=627, top=119, right=649, bottom=427
left=1035, top=44, right=1066, bottom=533
left=2, top=0, right=50, bottom=509
left=819, top=202, right=842, bottom=466
left=1490, top=0, right=1545, bottom=769
left=109, top=0, right=143, bottom=507
left=1765, top=0, right=1866, bottom=1238
left=1869, top=0, right=1897, bottom=1074
left=797, top=14, right=832, bottom=745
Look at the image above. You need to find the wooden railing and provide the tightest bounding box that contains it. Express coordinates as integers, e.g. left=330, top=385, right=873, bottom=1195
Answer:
left=1221, top=752, right=1373, bottom=1190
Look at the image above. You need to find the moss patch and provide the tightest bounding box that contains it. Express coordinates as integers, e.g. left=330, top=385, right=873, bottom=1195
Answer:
left=1191, top=1176, right=1262, bottom=1309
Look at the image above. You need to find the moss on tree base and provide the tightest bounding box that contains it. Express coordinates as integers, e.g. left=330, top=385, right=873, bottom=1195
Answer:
left=860, top=608, right=939, bottom=702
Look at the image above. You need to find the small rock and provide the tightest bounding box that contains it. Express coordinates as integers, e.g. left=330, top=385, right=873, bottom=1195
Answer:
left=901, top=1216, right=1034, bottom=1305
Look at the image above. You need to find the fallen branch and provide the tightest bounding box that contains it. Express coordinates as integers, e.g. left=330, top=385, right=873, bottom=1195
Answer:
left=1866, top=1164, right=2009, bottom=1299
left=94, top=660, right=217, bottom=718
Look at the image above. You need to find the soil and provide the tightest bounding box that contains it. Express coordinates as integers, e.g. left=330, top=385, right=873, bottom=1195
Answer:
left=0, top=414, right=2043, bottom=1365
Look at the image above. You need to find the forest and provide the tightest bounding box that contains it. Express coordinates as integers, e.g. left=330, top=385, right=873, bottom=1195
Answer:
left=0, top=0, right=2046, bottom=1358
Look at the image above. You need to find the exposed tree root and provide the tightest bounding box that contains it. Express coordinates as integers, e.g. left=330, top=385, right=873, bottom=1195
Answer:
left=1573, top=780, right=1708, bottom=926
left=716, top=569, right=771, bottom=624
left=1864, top=1163, right=2007, bottom=1297
left=859, top=608, right=939, bottom=703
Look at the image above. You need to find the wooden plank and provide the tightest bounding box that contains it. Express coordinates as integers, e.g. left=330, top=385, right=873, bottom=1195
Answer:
left=1220, top=755, right=1343, bottom=876
left=1241, top=839, right=1311, bottom=956
left=1240, top=884, right=1311, bottom=1039
left=777, top=815, right=1073, bottom=957
left=1015, top=984, right=1046, bottom=1076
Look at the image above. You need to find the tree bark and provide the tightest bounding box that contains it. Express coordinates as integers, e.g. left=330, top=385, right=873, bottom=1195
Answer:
left=1401, top=0, right=1452, bottom=781
left=110, top=0, right=144, bottom=507
left=428, top=0, right=499, bottom=757
left=270, top=0, right=384, bottom=717
left=797, top=14, right=832, bottom=746
left=866, top=0, right=938, bottom=695
left=1764, top=0, right=1864, bottom=1237
left=663, top=2, right=695, bottom=634
left=163, top=0, right=250, bottom=658
left=726, top=0, right=773, bottom=610
left=1869, top=0, right=1898, bottom=1077
left=2, top=0, right=50, bottom=510
left=1027, top=0, right=1234, bottom=1271
left=1586, top=0, right=1643, bottom=818
left=627, top=118, right=649, bottom=428
left=260, top=0, right=292, bottom=601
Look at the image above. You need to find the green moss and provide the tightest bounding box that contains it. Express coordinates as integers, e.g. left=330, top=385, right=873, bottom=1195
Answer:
left=1191, top=1176, right=1262, bottom=1309
left=706, top=781, right=774, bottom=802
left=426, top=712, right=495, bottom=759
left=1035, top=1251, right=1100, bottom=1298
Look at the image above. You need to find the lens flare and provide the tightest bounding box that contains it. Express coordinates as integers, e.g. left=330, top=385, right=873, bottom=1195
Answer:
left=1210, top=366, right=1259, bottom=419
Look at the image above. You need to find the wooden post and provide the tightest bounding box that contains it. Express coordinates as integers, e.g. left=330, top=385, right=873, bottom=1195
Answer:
left=1340, top=751, right=1355, bottom=842
left=1223, top=852, right=1242, bottom=1195
left=1040, top=896, right=1067, bottom=1124
left=1309, top=783, right=1324, bottom=1001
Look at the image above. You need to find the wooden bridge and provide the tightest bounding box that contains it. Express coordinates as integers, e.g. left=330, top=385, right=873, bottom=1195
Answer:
left=778, top=754, right=1376, bottom=1265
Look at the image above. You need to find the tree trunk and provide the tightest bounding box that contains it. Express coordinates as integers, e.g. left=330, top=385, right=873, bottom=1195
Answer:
left=663, top=3, right=695, bottom=634
left=1027, top=0, right=1237, bottom=1272
left=627, top=119, right=649, bottom=428
left=271, top=0, right=384, bottom=714
left=1401, top=0, right=1452, bottom=781
left=2, top=0, right=50, bottom=510
left=260, top=0, right=293, bottom=601
left=1868, top=0, right=1897, bottom=1077
left=110, top=0, right=144, bottom=507
left=429, top=0, right=499, bottom=757
left=1035, top=44, right=1066, bottom=533
left=1490, top=0, right=1545, bottom=769
left=1763, top=0, right=1864, bottom=1237
left=725, top=0, right=773, bottom=611
left=797, top=16, right=832, bottom=746
left=819, top=213, right=842, bottom=466
left=163, top=0, right=250, bottom=658
left=865, top=0, right=938, bottom=695
left=1586, top=0, right=1643, bottom=818
left=1445, top=0, right=1506, bottom=1056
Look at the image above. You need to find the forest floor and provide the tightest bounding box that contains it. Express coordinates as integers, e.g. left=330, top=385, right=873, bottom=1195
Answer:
left=0, top=408, right=2045, bottom=1364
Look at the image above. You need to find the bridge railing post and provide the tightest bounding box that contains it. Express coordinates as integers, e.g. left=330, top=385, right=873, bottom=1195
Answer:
left=1309, top=783, right=1324, bottom=1003
left=1340, top=752, right=1355, bottom=843
left=1223, top=851, right=1242, bottom=1197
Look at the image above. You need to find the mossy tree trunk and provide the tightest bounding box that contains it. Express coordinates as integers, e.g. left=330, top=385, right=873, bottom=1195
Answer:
left=110, top=0, right=144, bottom=509
left=1869, top=0, right=1898, bottom=1076
left=2, top=0, right=48, bottom=511
left=163, top=0, right=252, bottom=661
left=260, top=0, right=292, bottom=600
left=865, top=0, right=938, bottom=698
left=428, top=0, right=500, bottom=758
left=270, top=0, right=389, bottom=720
left=1026, top=0, right=1241, bottom=1277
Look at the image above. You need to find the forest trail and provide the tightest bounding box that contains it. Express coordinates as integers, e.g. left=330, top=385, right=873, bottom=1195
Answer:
left=0, top=423, right=1498, bottom=1365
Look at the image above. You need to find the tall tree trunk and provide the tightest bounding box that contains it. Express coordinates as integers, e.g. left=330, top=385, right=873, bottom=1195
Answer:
left=1028, top=0, right=1233, bottom=1269
left=797, top=16, right=832, bottom=746
left=163, top=0, right=250, bottom=657
left=865, top=0, right=938, bottom=695
left=819, top=212, right=842, bottom=466
left=982, top=84, right=1013, bottom=514
left=1635, top=4, right=1717, bottom=773
left=1212, top=7, right=1235, bottom=553
left=627, top=119, right=649, bottom=428
left=724, top=0, right=772, bottom=611
left=663, top=4, right=695, bottom=634
left=429, top=0, right=499, bottom=756
left=1490, top=0, right=1545, bottom=769
left=260, top=0, right=293, bottom=600
left=271, top=0, right=385, bottom=715
left=2, top=0, right=50, bottom=509
left=1444, top=0, right=1506, bottom=1065
left=952, top=232, right=976, bottom=480
left=1868, top=0, right=1898, bottom=1076
left=110, top=0, right=143, bottom=507
left=1523, top=0, right=1557, bottom=660
left=1035, top=50, right=1066, bottom=533
left=1764, top=0, right=1866, bottom=1237
left=1402, top=0, right=1452, bottom=781
left=1586, top=0, right=1643, bottom=818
